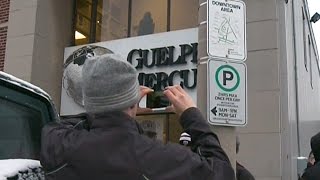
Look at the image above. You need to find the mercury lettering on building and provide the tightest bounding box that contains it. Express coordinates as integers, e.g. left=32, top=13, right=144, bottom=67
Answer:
left=127, top=43, right=198, bottom=91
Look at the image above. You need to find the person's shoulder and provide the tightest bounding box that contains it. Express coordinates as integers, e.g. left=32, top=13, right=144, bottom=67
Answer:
left=236, top=162, right=255, bottom=180
left=236, top=162, right=248, bottom=172
left=304, top=163, right=320, bottom=174
left=301, top=164, right=320, bottom=180
left=236, top=162, right=244, bottom=168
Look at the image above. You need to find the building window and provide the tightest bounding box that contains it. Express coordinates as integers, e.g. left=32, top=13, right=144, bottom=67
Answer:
left=170, top=0, right=198, bottom=31
left=130, top=0, right=168, bottom=37
left=96, top=0, right=129, bottom=42
left=75, top=0, right=92, bottom=45
left=74, top=0, right=198, bottom=45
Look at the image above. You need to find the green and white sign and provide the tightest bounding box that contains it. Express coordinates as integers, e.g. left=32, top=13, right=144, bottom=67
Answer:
left=208, top=60, right=247, bottom=126
left=207, top=0, right=246, bottom=61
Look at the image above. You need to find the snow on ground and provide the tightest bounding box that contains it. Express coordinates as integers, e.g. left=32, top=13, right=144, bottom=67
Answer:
left=0, top=159, right=41, bottom=180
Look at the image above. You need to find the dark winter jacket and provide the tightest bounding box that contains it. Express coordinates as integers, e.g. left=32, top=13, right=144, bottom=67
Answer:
left=236, top=162, right=255, bottom=180
left=301, top=132, right=320, bottom=180
left=301, top=162, right=320, bottom=180
left=40, top=107, right=235, bottom=180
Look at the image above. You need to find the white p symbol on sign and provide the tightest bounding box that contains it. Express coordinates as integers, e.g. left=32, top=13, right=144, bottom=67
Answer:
left=223, top=71, right=234, bottom=86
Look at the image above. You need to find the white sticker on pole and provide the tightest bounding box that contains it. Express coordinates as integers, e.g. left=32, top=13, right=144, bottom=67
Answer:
left=207, top=60, right=247, bottom=126
left=207, top=0, right=246, bottom=61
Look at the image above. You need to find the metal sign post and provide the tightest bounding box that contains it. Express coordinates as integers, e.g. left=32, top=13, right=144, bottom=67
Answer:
left=206, top=0, right=247, bottom=127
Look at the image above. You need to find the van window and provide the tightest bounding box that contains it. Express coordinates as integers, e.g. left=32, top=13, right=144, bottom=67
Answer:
left=0, top=85, right=51, bottom=160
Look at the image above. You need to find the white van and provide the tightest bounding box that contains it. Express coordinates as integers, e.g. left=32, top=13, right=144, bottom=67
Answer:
left=0, top=72, right=58, bottom=180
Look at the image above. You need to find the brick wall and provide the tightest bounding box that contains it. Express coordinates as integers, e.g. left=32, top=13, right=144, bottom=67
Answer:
left=0, top=0, right=10, bottom=71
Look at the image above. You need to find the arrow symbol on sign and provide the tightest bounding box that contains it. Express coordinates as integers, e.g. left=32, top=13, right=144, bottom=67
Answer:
left=211, top=106, right=217, bottom=116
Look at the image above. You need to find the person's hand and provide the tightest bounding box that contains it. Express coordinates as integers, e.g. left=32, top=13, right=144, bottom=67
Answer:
left=137, top=86, right=153, bottom=114
left=139, top=86, right=153, bottom=101
left=163, top=85, right=196, bottom=116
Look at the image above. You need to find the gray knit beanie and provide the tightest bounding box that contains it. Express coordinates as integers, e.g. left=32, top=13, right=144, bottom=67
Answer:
left=82, top=54, right=140, bottom=113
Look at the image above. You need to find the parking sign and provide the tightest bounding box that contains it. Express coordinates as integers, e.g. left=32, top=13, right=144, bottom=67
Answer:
left=207, top=60, right=247, bottom=126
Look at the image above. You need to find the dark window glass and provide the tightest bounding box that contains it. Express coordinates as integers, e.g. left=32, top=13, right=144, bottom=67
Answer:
left=96, top=0, right=129, bottom=42
left=0, top=85, right=51, bottom=160
left=170, top=0, right=198, bottom=31
left=0, top=99, right=42, bottom=159
left=130, top=0, right=167, bottom=37
left=75, top=0, right=92, bottom=45
left=74, top=0, right=198, bottom=45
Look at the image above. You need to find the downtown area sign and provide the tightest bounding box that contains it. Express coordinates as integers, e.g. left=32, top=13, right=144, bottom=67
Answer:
left=207, top=0, right=246, bottom=61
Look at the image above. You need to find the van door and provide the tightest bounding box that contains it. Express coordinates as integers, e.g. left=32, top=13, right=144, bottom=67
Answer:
left=0, top=76, right=56, bottom=160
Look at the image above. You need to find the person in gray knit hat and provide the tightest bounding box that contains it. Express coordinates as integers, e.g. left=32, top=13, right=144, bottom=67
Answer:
left=82, top=54, right=140, bottom=113
left=40, top=53, right=235, bottom=180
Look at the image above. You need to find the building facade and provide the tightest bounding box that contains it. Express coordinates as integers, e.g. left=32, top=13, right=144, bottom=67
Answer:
left=0, top=0, right=9, bottom=71
left=2, top=0, right=320, bottom=179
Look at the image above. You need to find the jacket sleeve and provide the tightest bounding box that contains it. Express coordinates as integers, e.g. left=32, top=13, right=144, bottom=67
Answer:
left=135, top=107, right=235, bottom=180
left=40, top=118, right=88, bottom=172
